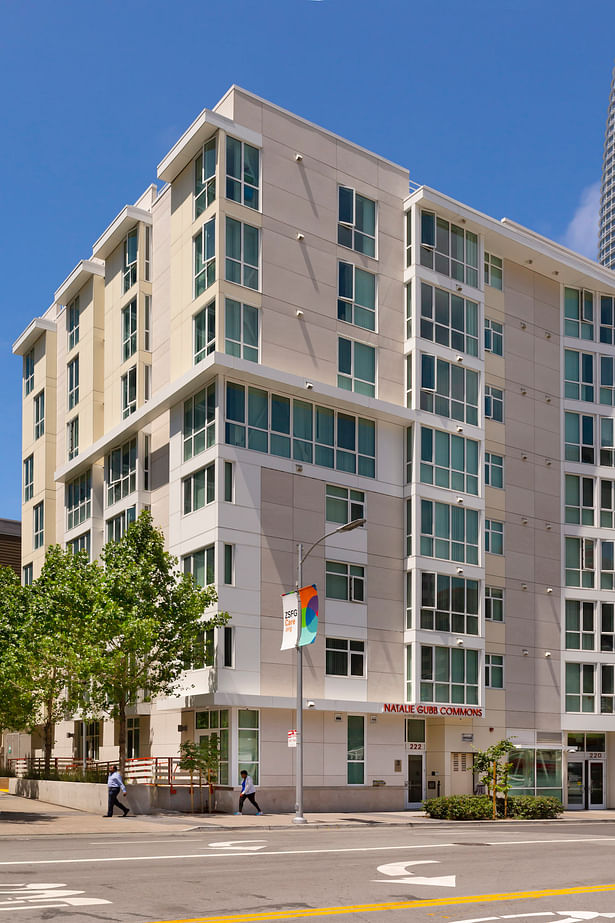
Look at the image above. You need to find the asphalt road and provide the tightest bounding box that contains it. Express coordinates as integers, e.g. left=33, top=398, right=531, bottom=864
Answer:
left=1, top=821, right=615, bottom=922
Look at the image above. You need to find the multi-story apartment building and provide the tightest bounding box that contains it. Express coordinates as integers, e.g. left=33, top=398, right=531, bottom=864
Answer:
left=12, top=86, right=615, bottom=810
left=600, top=62, right=615, bottom=267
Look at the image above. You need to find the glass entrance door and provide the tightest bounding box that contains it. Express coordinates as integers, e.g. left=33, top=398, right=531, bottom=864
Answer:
left=567, top=760, right=584, bottom=808
left=567, top=759, right=606, bottom=809
left=589, top=760, right=606, bottom=808
left=406, top=754, right=424, bottom=808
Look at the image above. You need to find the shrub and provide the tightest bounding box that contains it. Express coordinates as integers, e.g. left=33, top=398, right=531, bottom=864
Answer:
left=423, top=795, right=494, bottom=820
left=23, top=768, right=108, bottom=784
left=0, top=764, right=16, bottom=777
left=506, top=794, right=563, bottom=819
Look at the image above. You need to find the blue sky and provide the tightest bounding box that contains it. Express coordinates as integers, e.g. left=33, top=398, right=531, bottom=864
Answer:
left=0, top=0, right=613, bottom=520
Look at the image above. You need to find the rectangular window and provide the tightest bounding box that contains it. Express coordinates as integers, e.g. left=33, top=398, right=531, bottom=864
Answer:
left=406, top=425, right=412, bottom=483
left=406, top=354, right=412, bottom=408
left=194, top=299, right=215, bottom=363
left=338, top=187, right=376, bottom=258
left=600, top=478, right=615, bottom=526
left=195, top=137, right=217, bottom=217
left=406, top=571, right=412, bottom=629
left=325, top=562, right=365, bottom=602
left=66, top=471, right=91, bottom=531
left=419, top=211, right=478, bottom=287
left=144, top=295, right=151, bottom=351
left=106, top=439, right=137, bottom=507
left=601, top=416, right=615, bottom=466
left=325, top=485, right=365, bottom=524
left=484, top=252, right=503, bottom=290
left=405, top=282, right=412, bottom=339
left=485, top=586, right=504, bottom=622
left=420, top=500, right=479, bottom=564
left=67, top=417, right=79, bottom=461
left=23, top=455, right=33, bottom=503
left=225, top=217, right=259, bottom=290
left=600, top=355, right=615, bottom=405
left=127, top=716, right=140, bottom=759
left=565, top=474, right=594, bottom=525
left=122, top=299, right=137, bottom=362
left=144, top=227, right=151, bottom=282
left=405, top=718, right=425, bottom=743
left=67, top=356, right=79, bottom=410
left=601, top=602, right=615, bottom=652
left=144, top=364, right=151, bottom=402
left=405, top=210, right=412, bottom=267
left=34, top=390, right=44, bottom=439
left=23, top=563, right=33, bottom=586
left=485, top=452, right=504, bottom=488
left=485, top=518, right=504, bottom=555
left=601, top=539, right=615, bottom=589
left=564, top=349, right=594, bottom=402
left=226, top=383, right=376, bottom=477
left=484, top=318, right=503, bottom=355
left=143, top=434, right=151, bottom=491
left=327, top=638, right=365, bottom=677
left=338, top=337, right=376, bottom=396
left=184, top=382, right=216, bottom=460
left=223, top=626, right=234, bottom=668
left=565, top=536, right=595, bottom=587
left=347, top=714, right=365, bottom=784
left=406, top=498, right=412, bottom=556
left=195, top=709, right=230, bottom=785
left=420, top=645, right=479, bottom=705
left=406, top=644, right=412, bottom=702
left=33, top=501, right=44, bottom=549
left=485, top=385, right=504, bottom=422
left=485, top=653, right=504, bottom=688
left=420, top=572, right=479, bottom=635
left=600, top=294, right=615, bottom=344
left=183, top=546, right=215, bottom=586
left=237, top=709, right=259, bottom=784
left=565, top=411, right=595, bottom=464
left=67, top=296, right=80, bottom=351
left=565, top=600, right=595, bottom=650
left=224, top=461, right=234, bottom=502
left=338, top=261, right=376, bottom=331
left=420, top=354, right=479, bottom=425
left=121, top=367, right=137, bottom=419
left=564, top=287, right=594, bottom=340
left=183, top=464, right=215, bottom=514
left=105, top=506, right=136, bottom=543
left=225, top=299, right=259, bottom=362
left=226, top=136, right=260, bottom=210
left=24, top=349, right=34, bottom=395
left=420, top=426, right=479, bottom=495
left=224, top=544, right=234, bottom=585
left=123, top=227, right=138, bottom=293
left=194, top=217, right=216, bottom=297
left=419, top=282, right=479, bottom=356
left=566, top=662, right=595, bottom=712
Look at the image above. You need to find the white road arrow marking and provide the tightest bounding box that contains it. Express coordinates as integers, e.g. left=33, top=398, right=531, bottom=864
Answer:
left=0, top=882, right=110, bottom=910
left=374, top=859, right=456, bottom=887
left=207, top=839, right=267, bottom=851
left=553, top=914, right=615, bottom=921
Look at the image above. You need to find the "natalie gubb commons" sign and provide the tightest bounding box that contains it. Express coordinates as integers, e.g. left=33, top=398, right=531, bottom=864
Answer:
left=383, top=703, right=484, bottom=718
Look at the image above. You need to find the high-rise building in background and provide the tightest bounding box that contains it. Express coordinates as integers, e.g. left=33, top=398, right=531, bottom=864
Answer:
left=11, top=86, right=615, bottom=810
left=599, top=64, right=615, bottom=266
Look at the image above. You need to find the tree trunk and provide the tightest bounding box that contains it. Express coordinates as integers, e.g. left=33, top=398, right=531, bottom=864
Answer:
left=492, top=761, right=497, bottom=820
left=43, top=699, right=54, bottom=776
left=118, top=698, right=127, bottom=774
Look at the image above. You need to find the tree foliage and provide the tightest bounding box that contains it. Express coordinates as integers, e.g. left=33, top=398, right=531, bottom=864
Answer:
left=469, top=738, right=515, bottom=819
left=0, top=566, right=36, bottom=733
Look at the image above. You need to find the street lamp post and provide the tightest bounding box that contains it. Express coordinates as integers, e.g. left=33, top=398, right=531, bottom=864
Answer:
left=293, top=517, right=366, bottom=825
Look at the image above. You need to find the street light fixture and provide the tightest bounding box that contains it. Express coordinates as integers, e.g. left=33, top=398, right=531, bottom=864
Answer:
left=293, top=516, right=366, bottom=825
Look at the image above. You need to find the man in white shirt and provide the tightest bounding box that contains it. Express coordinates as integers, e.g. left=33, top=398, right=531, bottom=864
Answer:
left=236, top=769, right=262, bottom=815
left=104, top=765, right=129, bottom=817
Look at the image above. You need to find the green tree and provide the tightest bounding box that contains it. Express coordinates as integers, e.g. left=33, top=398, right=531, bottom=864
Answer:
left=0, top=567, right=37, bottom=735
left=469, top=738, right=515, bottom=819
left=86, top=512, right=227, bottom=771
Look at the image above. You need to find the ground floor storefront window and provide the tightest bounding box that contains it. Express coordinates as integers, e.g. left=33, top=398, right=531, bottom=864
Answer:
left=238, top=710, right=259, bottom=784
left=196, top=709, right=230, bottom=784
left=507, top=748, right=562, bottom=800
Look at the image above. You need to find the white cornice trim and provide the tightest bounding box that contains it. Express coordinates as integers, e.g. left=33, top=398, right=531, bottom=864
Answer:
left=54, top=259, right=105, bottom=306
left=91, top=206, right=153, bottom=261
left=12, top=318, right=56, bottom=356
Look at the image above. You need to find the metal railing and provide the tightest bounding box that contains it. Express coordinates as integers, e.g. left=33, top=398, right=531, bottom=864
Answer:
left=7, top=756, right=216, bottom=788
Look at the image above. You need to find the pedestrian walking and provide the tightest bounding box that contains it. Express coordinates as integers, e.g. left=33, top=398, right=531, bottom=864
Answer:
left=236, top=770, right=262, bottom=815
left=104, top=765, right=129, bottom=817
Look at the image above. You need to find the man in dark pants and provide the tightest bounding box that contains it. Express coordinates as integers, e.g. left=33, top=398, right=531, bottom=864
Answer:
left=104, top=765, right=129, bottom=817
left=236, top=769, right=262, bottom=814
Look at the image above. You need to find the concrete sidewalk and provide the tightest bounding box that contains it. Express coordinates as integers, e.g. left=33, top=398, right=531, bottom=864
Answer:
left=2, top=790, right=615, bottom=836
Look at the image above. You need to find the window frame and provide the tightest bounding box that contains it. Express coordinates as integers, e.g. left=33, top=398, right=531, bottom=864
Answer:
left=225, top=298, right=260, bottom=362
left=33, top=501, right=44, bottom=549
left=226, top=136, right=260, bottom=210
left=24, top=349, right=34, bottom=395
left=338, top=260, right=376, bottom=331
left=34, top=390, right=45, bottom=440
left=106, top=438, right=137, bottom=507
left=325, top=561, right=365, bottom=603
left=67, top=296, right=80, bottom=351
left=23, top=455, right=33, bottom=503
left=225, top=217, right=260, bottom=291
left=67, top=355, right=79, bottom=410
left=182, top=463, right=215, bottom=515
left=121, top=366, right=137, bottom=419
left=66, top=471, right=92, bottom=531
left=484, top=317, right=503, bottom=355
left=195, top=136, right=217, bottom=217
left=194, top=217, right=216, bottom=298
left=67, top=416, right=79, bottom=461
left=338, top=186, right=376, bottom=258
left=123, top=227, right=138, bottom=293
left=485, top=653, right=504, bottom=689
left=121, top=299, right=138, bottom=362
left=337, top=336, right=376, bottom=397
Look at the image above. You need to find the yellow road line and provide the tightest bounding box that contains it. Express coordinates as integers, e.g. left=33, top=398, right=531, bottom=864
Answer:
left=143, top=882, right=615, bottom=923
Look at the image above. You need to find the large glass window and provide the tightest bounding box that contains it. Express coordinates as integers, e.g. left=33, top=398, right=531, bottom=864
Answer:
left=24, top=349, right=34, bottom=395
left=566, top=662, right=595, bottom=712
left=33, top=502, right=44, bottom=549
left=485, top=451, right=504, bottom=488
left=484, top=253, right=503, bottom=290
left=196, top=710, right=229, bottom=784
left=325, top=485, right=365, bottom=524
left=106, top=506, right=136, bottom=543
left=226, top=383, right=376, bottom=477
left=420, top=500, right=479, bottom=564
left=67, top=471, right=91, bottom=531
left=121, top=367, right=137, bottom=419
left=238, top=710, right=259, bottom=784
left=194, top=218, right=216, bottom=297
left=485, top=586, right=504, bottom=622
left=485, top=653, right=503, bottom=688
left=347, top=715, right=365, bottom=784
left=419, top=211, right=478, bottom=287
left=601, top=540, right=615, bottom=589
left=194, top=300, right=215, bottom=364
left=67, top=296, right=80, bottom=351
left=34, top=390, right=44, bottom=439
left=68, top=532, right=90, bottom=558
left=565, top=536, right=595, bottom=587
left=600, top=478, right=615, bottom=526
left=565, top=475, right=594, bottom=525
left=67, top=356, right=79, bottom=410
left=420, top=354, right=479, bottom=425
left=508, top=749, right=561, bottom=799
left=338, top=261, right=376, bottom=331
left=184, top=382, right=216, bottom=460
left=123, top=228, right=138, bottom=293
left=565, top=287, right=594, bottom=340
left=484, top=318, right=503, bottom=355
left=195, top=137, right=216, bottom=217
left=183, top=546, right=215, bottom=586
left=564, top=350, right=594, bottom=402
left=183, top=464, right=215, bottom=514
left=338, top=338, right=376, bottom=396
left=419, top=282, right=478, bottom=356
left=338, top=187, right=376, bottom=258
left=326, top=638, right=365, bottom=677
left=122, top=299, right=137, bottom=362
left=420, top=645, right=479, bottom=704
left=485, top=385, right=503, bottom=422
left=144, top=295, right=152, bottom=351
left=600, top=294, right=615, bottom=344
left=601, top=416, right=615, bottom=466
left=565, top=600, right=595, bottom=650
left=565, top=412, right=594, bottom=464
left=106, top=439, right=137, bottom=506
left=420, top=572, right=479, bottom=635
left=67, top=417, right=79, bottom=461
left=226, top=218, right=259, bottom=290
left=226, top=137, right=260, bottom=210
left=485, top=519, right=504, bottom=555
left=23, top=455, right=33, bottom=503
left=420, top=427, right=479, bottom=495
left=225, top=299, right=259, bottom=362
left=325, top=562, right=365, bottom=602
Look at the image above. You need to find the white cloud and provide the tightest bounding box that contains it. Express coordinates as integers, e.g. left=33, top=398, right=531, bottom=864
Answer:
left=562, top=181, right=600, bottom=260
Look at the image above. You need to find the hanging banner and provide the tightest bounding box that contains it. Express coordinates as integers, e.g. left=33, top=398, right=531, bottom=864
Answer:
left=281, top=591, right=300, bottom=650
left=298, top=584, right=318, bottom=647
